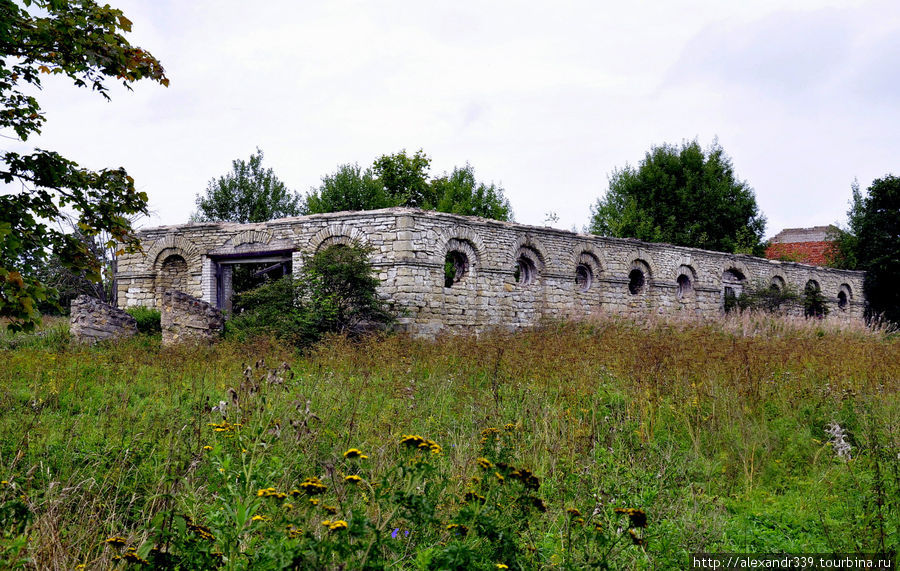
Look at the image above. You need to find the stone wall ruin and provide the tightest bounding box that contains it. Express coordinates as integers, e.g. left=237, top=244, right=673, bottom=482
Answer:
left=116, top=208, right=866, bottom=334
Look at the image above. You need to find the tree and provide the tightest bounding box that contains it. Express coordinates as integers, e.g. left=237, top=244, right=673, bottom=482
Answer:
left=192, top=148, right=302, bottom=223
left=306, top=150, right=514, bottom=222
left=589, top=140, right=767, bottom=255
left=829, top=175, right=900, bottom=324
left=372, top=148, right=435, bottom=209
left=0, top=0, right=167, bottom=332
left=432, top=164, right=513, bottom=221
left=304, top=163, right=390, bottom=214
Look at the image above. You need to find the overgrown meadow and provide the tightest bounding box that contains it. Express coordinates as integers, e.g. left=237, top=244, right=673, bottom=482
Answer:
left=1, top=315, right=898, bottom=569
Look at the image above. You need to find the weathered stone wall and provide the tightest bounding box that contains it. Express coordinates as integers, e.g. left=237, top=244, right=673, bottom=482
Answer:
left=70, top=295, right=138, bottom=343
left=160, top=290, right=225, bottom=346
left=117, top=208, right=866, bottom=334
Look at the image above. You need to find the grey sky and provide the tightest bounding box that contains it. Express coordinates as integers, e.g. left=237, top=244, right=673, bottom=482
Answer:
left=21, top=0, right=900, bottom=236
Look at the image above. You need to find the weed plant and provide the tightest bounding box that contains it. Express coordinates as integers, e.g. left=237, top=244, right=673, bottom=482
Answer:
left=0, top=314, right=897, bottom=568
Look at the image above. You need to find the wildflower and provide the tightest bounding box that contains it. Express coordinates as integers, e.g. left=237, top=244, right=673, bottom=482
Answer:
left=566, top=507, right=582, bottom=517
left=257, top=487, right=277, bottom=497
left=573, top=517, right=585, bottom=524
left=286, top=525, right=302, bottom=538
left=594, top=522, right=604, bottom=532
left=391, top=528, right=400, bottom=539
left=510, top=467, right=540, bottom=490
left=504, top=422, right=516, bottom=431
left=615, top=507, right=647, bottom=528
left=325, top=519, right=348, bottom=531
left=322, top=504, right=338, bottom=515
left=251, top=515, right=270, bottom=522
left=344, top=475, right=363, bottom=484
left=497, top=565, right=509, bottom=569
left=629, top=528, right=645, bottom=546
left=122, top=549, right=149, bottom=565
left=309, top=498, right=320, bottom=506
left=104, top=536, right=127, bottom=548
left=343, top=448, right=366, bottom=459
left=299, top=476, right=327, bottom=495
left=825, top=422, right=852, bottom=460
left=203, top=446, right=213, bottom=451
left=400, top=434, right=426, bottom=448
left=283, top=503, right=294, bottom=510
left=476, top=457, right=493, bottom=469
left=0, top=480, right=7, bottom=486
left=494, top=472, right=505, bottom=483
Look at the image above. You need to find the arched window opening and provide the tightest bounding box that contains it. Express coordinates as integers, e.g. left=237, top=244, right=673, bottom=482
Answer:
left=722, top=268, right=746, bottom=313
left=628, top=269, right=645, bottom=295
left=804, top=280, right=827, bottom=318
left=676, top=274, right=693, bottom=299
left=575, top=264, right=592, bottom=292
left=444, top=250, right=469, bottom=288
left=515, top=255, right=537, bottom=285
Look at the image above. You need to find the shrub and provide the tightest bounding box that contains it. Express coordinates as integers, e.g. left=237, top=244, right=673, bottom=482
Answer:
left=126, top=306, right=162, bottom=334
left=734, top=280, right=801, bottom=314
left=226, top=244, right=393, bottom=346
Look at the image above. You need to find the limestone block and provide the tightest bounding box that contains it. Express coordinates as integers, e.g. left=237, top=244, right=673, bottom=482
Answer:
left=70, top=295, right=138, bottom=343
left=160, top=290, right=224, bottom=346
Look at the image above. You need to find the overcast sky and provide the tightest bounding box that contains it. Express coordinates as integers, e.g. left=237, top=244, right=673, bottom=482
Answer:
left=18, top=0, right=900, bottom=237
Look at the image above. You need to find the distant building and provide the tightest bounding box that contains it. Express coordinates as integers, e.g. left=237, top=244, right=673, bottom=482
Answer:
left=765, top=226, right=836, bottom=266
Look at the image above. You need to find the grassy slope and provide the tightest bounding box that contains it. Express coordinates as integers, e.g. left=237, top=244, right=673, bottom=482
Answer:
left=1, top=315, right=898, bottom=568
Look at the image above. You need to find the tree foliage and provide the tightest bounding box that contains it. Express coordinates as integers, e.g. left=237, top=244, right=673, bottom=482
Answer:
left=227, top=244, right=393, bottom=346
left=432, top=164, right=512, bottom=221
left=829, top=175, right=900, bottom=324
left=589, top=140, right=766, bottom=255
left=192, top=148, right=302, bottom=223
left=305, top=150, right=513, bottom=221
left=372, top=148, right=434, bottom=209
left=0, top=0, right=167, bottom=331
left=304, top=163, right=389, bottom=214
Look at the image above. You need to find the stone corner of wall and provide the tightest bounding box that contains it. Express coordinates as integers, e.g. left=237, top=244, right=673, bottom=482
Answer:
left=70, top=295, right=138, bottom=344
left=160, top=289, right=224, bottom=347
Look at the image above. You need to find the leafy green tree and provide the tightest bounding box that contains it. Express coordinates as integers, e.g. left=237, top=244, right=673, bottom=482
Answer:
left=307, top=151, right=514, bottom=222
left=304, top=163, right=390, bottom=214
left=432, top=164, right=513, bottom=221
left=0, top=0, right=167, bottom=332
left=192, top=148, right=302, bottom=223
left=829, top=175, right=900, bottom=324
left=372, top=148, right=435, bottom=209
left=589, top=140, right=767, bottom=255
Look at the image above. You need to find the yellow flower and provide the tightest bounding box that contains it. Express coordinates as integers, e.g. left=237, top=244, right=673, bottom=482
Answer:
left=322, top=504, right=338, bottom=515
left=202, top=446, right=213, bottom=451
left=283, top=503, right=294, bottom=510
left=327, top=520, right=348, bottom=531
left=344, top=475, right=363, bottom=484
left=494, top=472, right=505, bottom=483
left=496, top=564, right=509, bottom=569
left=309, top=498, right=320, bottom=506
left=566, top=507, right=582, bottom=517
left=476, top=457, right=493, bottom=469
left=343, top=448, right=364, bottom=459
left=299, top=477, right=327, bottom=495
left=251, top=515, right=270, bottom=522
left=104, top=536, right=127, bottom=547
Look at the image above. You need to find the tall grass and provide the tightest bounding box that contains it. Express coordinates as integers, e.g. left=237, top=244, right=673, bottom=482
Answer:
left=0, top=315, right=897, bottom=568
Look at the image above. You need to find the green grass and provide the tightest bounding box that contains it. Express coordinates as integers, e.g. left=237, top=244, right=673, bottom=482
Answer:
left=0, top=314, right=898, bottom=568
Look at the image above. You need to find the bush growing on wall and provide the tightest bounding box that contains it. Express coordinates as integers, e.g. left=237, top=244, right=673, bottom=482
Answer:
left=226, top=244, right=393, bottom=346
